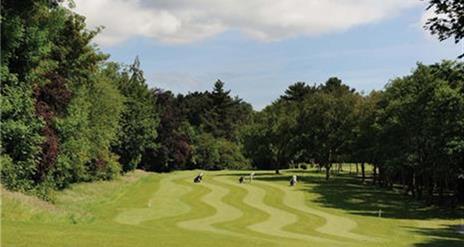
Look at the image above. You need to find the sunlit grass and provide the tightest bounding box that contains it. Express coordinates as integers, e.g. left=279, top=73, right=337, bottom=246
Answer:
left=2, top=169, right=463, bottom=247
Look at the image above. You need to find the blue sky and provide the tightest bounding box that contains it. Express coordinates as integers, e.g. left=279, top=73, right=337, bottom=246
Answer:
left=78, top=1, right=463, bottom=110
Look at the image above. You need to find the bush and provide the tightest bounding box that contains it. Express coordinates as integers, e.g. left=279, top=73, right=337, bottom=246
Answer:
left=300, top=164, right=308, bottom=170
left=98, top=153, right=122, bottom=180
left=0, top=82, right=44, bottom=192
left=216, top=139, right=251, bottom=170
left=0, top=155, right=34, bottom=192
left=192, top=133, right=250, bottom=170
left=86, top=153, right=121, bottom=181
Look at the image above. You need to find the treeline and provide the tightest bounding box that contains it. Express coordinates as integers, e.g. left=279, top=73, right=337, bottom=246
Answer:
left=1, top=1, right=463, bottom=203
left=0, top=1, right=251, bottom=198
left=141, top=79, right=253, bottom=172
left=243, top=64, right=464, bottom=203
left=2, top=0, right=126, bottom=197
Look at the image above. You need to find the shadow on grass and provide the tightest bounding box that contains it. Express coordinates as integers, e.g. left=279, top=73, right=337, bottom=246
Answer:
left=410, top=224, right=464, bottom=247
left=234, top=170, right=464, bottom=220
left=219, top=169, right=464, bottom=243
left=305, top=174, right=463, bottom=220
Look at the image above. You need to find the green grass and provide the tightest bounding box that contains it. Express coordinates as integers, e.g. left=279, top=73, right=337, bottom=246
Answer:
left=2, top=169, right=463, bottom=247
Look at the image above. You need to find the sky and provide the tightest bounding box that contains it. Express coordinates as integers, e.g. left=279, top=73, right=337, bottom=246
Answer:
left=74, top=0, right=463, bottom=110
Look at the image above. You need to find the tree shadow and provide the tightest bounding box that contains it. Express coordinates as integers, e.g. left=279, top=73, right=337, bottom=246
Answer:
left=214, top=170, right=463, bottom=220
left=410, top=224, right=464, bottom=247
left=231, top=170, right=462, bottom=220
left=215, top=169, right=464, bottom=244
left=304, top=174, right=463, bottom=220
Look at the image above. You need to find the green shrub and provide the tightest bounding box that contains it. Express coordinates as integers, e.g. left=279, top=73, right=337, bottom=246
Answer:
left=216, top=139, right=251, bottom=170
left=192, top=133, right=250, bottom=170
left=0, top=155, right=34, bottom=192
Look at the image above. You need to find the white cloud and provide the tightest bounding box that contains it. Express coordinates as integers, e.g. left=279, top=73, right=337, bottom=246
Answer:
left=73, top=0, right=420, bottom=46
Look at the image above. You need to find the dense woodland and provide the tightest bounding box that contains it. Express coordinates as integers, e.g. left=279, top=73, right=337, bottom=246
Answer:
left=1, top=0, right=463, bottom=204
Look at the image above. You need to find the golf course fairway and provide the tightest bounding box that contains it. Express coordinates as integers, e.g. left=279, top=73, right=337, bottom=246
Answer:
left=2, top=169, right=463, bottom=247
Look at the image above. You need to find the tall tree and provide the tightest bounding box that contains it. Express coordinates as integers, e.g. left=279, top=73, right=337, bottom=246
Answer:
left=376, top=61, right=464, bottom=201
left=200, top=80, right=252, bottom=141
left=352, top=91, right=382, bottom=182
left=424, top=0, right=464, bottom=58
left=297, top=78, right=358, bottom=180
left=280, top=82, right=316, bottom=102
left=142, top=90, right=192, bottom=172
left=1, top=0, right=125, bottom=196
left=243, top=101, right=299, bottom=172
left=112, top=57, right=159, bottom=172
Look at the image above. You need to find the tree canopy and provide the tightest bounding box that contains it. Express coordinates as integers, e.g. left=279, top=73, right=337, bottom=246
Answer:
left=424, top=0, right=464, bottom=58
left=1, top=0, right=463, bottom=204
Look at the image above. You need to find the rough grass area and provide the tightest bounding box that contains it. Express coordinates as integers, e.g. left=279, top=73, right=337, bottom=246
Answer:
left=2, top=169, right=463, bottom=247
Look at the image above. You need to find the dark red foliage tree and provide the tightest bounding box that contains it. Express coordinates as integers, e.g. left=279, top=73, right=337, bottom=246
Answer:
left=33, top=74, right=72, bottom=181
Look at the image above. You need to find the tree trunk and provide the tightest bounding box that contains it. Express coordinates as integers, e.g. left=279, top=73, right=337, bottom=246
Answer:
left=361, top=162, right=366, bottom=182
left=401, top=170, right=406, bottom=192
left=438, top=179, right=444, bottom=203
left=388, top=178, right=393, bottom=189
left=325, top=164, right=331, bottom=180
left=445, top=176, right=449, bottom=194
left=372, top=164, right=377, bottom=185
left=427, top=176, right=434, bottom=203
left=379, top=166, right=387, bottom=187
left=417, top=186, right=423, bottom=200
left=410, top=170, right=416, bottom=197
left=356, top=163, right=359, bottom=175
left=417, top=173, right=424, bottom=200
left=457, top=176, right=464, bottom=202
left=378, top=166, right=383, bottom=187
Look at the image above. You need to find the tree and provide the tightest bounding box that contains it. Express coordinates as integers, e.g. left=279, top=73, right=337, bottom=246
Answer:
left=297, top=78, right=358, bottom=180
left=1, top=0, right=125, bottom=197
left=112, top=57, right=159, bottom=172
left=179, top=91, right=210, bottom=127
left=141, top=90, right=192, bottom=172
left=203, top=80, right=234, bottom=138
left=243, top=101, right=299, bottom=172
left=280, top=82, right=316, bottom=102
left=202, top=80, right=252, bottom=141
left=85, top=65, right=125, bottom=180
left=424, top=0, right=464, bottom=58
left=192, top=133, right=250, bottom=170
left=375, top=61, right=464, bottom=201
left=1, top=0, right=62, bottom=192
left=352, top=91, right=383, bottom=182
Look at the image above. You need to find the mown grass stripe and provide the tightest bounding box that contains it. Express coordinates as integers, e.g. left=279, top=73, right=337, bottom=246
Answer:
left=113, top=172, right=191, bottom=225
left=212, top=175, right=341, bottom=244
left=212, top=175, right=298, bottom=245
left=4, top=170, right=462, bottom=247
left=261, top=178, right=382, bottom=242
left=177, top=177, right=243, bottom=237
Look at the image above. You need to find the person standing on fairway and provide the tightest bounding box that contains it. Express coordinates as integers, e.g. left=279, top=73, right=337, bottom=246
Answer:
left=290, top=175, right=297, bottom=186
